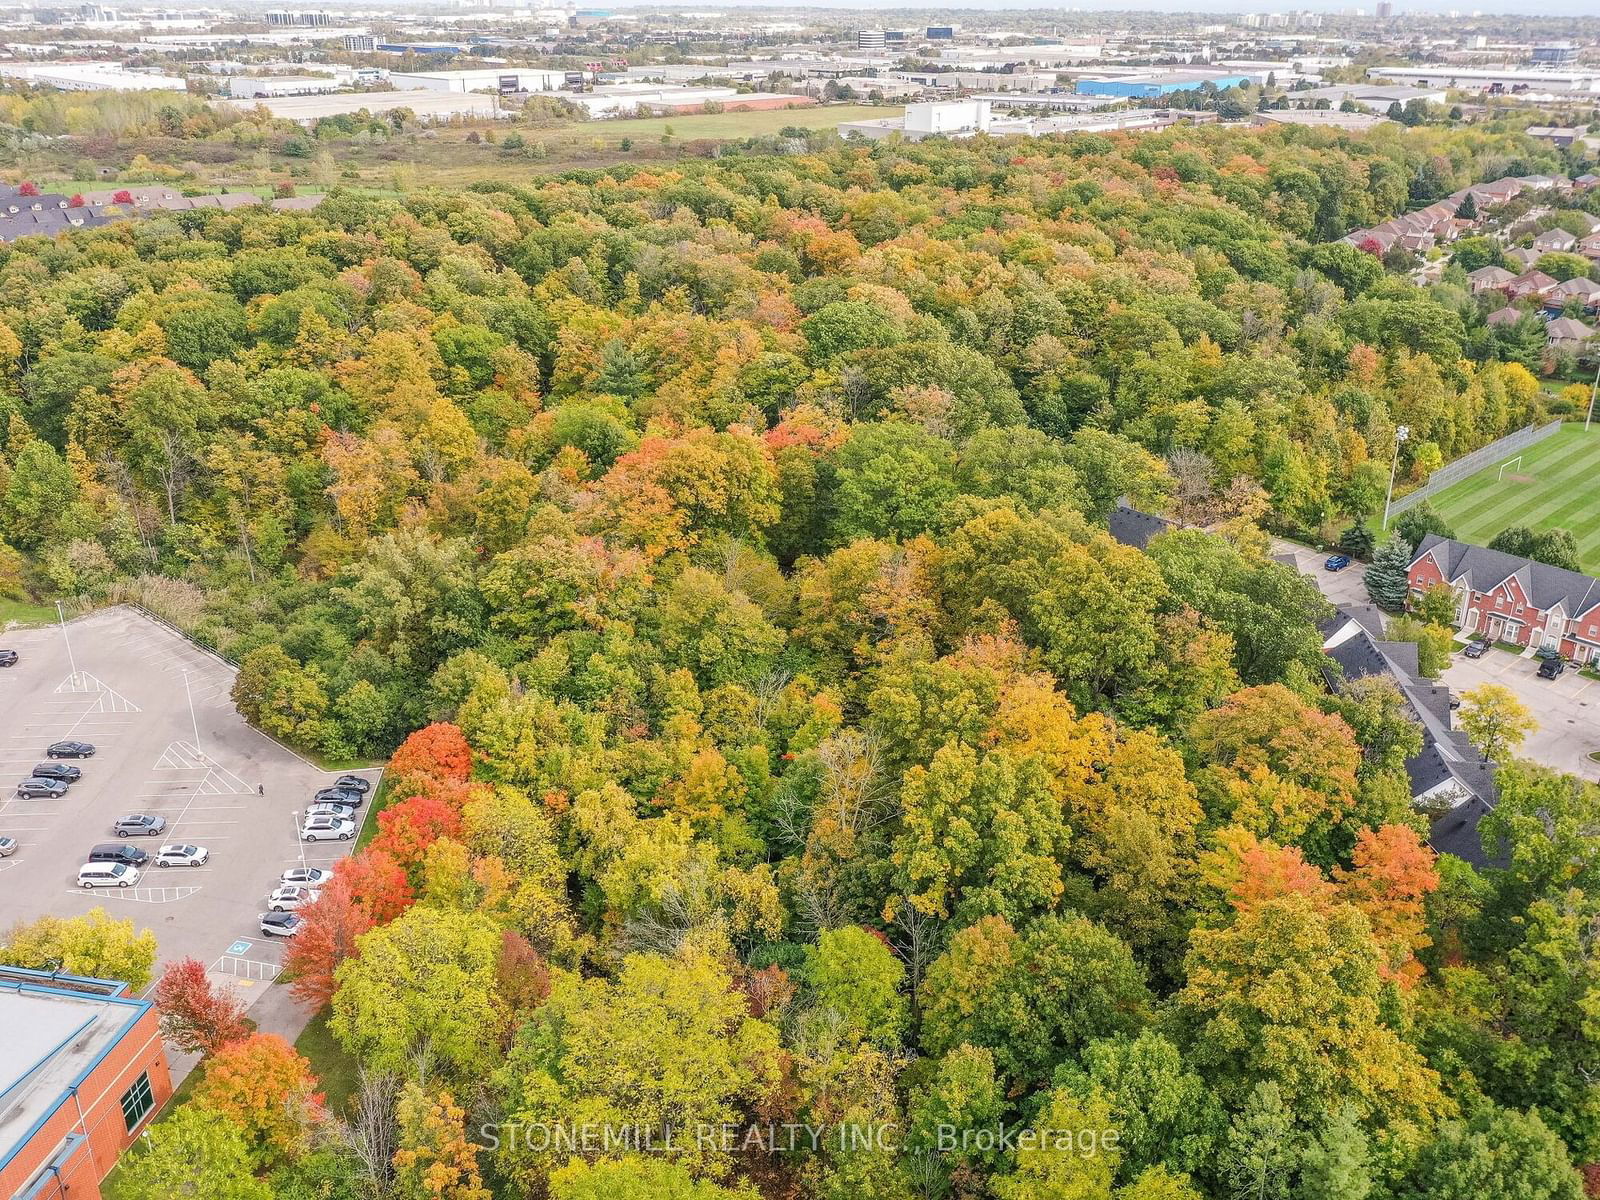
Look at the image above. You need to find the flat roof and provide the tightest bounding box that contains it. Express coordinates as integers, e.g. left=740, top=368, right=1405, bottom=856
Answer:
left=0, top=977, right=149, bottom=1173
left=215, top=90, right=507, bottom=121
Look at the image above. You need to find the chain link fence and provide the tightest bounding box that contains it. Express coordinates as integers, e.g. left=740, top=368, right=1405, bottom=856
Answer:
left=1387, top=420, right=1564, bottom=519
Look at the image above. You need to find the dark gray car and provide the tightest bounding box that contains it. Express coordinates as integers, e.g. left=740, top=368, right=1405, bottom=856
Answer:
left=15, top=777, right=67, bottom=799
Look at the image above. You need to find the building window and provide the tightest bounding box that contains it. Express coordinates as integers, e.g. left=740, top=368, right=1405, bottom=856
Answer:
left=1516, top=606, right=1524, bottom=615
left=120, top=1072, right=154, bottom=1132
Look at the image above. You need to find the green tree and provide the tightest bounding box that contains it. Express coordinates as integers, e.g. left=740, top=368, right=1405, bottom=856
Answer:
left=1406, top=1106, right=1582, bottom=1200
left=1220, top=1081, right=1299, bottom=1200
left=1363, top=536, right=1413, bottom=611
left=550, top=1158, right=758, bottom=1199
left=804, top=925, right=908, bottom=1048
left=828, top=421, right=957, bottom=544
left=117, top=1104, right=271, bottom=1200
left=1298, top=1106, right=1371, bottom=1200
left=0, top=908, right=158, bottom=991
left=330, top=906, right=503, bottom=1077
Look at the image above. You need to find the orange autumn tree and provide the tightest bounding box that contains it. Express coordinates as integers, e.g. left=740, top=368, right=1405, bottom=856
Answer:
left=283, top=870, right=373, bottom=1006
left=191, top=1033, right=323, bottom=1167
left=1335, top=824, right=1440, bottom=987
left=388, top=722, right=473, bottom=791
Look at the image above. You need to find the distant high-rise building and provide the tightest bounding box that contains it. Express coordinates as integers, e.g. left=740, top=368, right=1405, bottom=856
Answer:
left=344, top=33, right=375, bottom=51
left=1240, top=12, right=1262, bottom=26
left=1376, top=1, right=1394, bottom=18
left=266, top=10, right=333, bottom=26
left=857, top=29, right=885, bottom=50
left=926, top=25, right=955, bottom=39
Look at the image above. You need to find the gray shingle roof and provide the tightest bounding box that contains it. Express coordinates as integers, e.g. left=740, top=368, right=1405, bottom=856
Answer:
left=1412, top=533, right=1600, bottom=619
left=1106, top=503, right=1174, bottom=550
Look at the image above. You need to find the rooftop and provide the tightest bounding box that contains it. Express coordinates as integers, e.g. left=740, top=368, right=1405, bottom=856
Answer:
left=0, top=968, right=148, bottom=1173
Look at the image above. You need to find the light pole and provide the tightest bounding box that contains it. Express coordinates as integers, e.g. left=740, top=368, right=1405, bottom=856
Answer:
left=1381, top=424, right=1410, bottom=531
left=55, top=600, right=78, bottom=687
left=1585, top=359, right=1599, bottom=432
left=292, top=809, right=306, bottom=873
left=182, top=669, right=201, bottom=759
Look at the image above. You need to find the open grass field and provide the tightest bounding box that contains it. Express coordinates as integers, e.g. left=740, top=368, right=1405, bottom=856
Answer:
left=1421, top=423, right=1600, bottom=572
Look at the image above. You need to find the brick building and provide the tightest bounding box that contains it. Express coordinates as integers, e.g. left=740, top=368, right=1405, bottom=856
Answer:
left=0, top=967, right=172, bottom=1200
left=1408, top=533, right=1600, bottom=665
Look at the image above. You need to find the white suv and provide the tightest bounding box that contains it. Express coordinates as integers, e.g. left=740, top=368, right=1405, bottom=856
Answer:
left=300, top=814, right=355, bottom=842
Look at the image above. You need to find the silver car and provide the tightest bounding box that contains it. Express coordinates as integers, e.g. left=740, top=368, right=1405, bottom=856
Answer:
left=300, top=815, right=355, bottom=842
left=280, top=866, right=332, bottom=887
left=268, top=884, right=320, bottom=912
left=113, top=814, right=167, bottom=838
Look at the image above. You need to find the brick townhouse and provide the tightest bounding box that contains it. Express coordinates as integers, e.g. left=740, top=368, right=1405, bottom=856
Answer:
left=1407, top=533, right=1600, bottom=664
left=0, top=967, right=173, bottom=1200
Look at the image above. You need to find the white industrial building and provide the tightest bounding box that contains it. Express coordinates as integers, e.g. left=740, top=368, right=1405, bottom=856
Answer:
left=229, top=75, right=349, bottom=99
left=1369, top=65, right=1600, bottom=93
left=214, top=90, right=511, bottom=124
left=386, top=67, right=568, bottom=93
left=0, top=62, right=186, bottom=91
left=565, top=83, right=741, bottom=117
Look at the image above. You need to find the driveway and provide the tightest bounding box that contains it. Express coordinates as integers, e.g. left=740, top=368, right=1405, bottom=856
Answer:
left=1272, top=540, right=1371, bottom=610
left=1440, top=647, right=1600, bottom=783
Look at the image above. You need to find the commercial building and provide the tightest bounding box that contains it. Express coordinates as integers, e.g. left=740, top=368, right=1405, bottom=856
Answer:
left=1291, top=83, right=1449, bottom=110
left=1075, top=71, right=1250, bottom=98
left=229, top=75, right=347, bottom=99
left=840, top=99, right=1190, bottom=142
left=386, top=67, right=568, bottom=93
left=1251, top=109, right=1389, bottom=132
left=215, top=89, right=510, bottom=123
left=1369, top=65, right=1600, bottom=93
left=1532, top=43, right=1578, bottom=66
left=0, top=62, right=186, bottom=91
left=343, top=34, right=375, bottom=52
left=0, top=967, right=173, bottom=1200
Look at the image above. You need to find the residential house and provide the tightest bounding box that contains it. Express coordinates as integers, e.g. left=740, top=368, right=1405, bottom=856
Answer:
left=1576, top=173, right=1600, bottom=192
left=1319, top=605, right=1499, bottom=864
left=1106, top=502, right=1175, bottom=549
left=1486, top=304, right=1525, bottom=327
left=1408, top=533, right=1600, bottom=664
left=1532, top=227, right=1578, bottom=254
left=1580, top=233, right=1600, bottom=261
left=1507, top=269, right=1559, bottom=300
left=1467, top=264, right=1515, bottom=293
left=1517, top=174, right=1572, bottom=193
left=1546, top=316, right=1597, bottom=354
left=1547, top=276, right=1600, bottom=309
left=1505, top=247, right=1541, bottom=270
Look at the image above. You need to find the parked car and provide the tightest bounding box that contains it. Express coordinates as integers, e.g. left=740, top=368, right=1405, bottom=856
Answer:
left=280, top=866, right=332, bottom=887
left=1325, top=554, right=1351, bottom=571
left=0, top=836, right=16, bottom=857
left=79, top=862, right=139, bottom=889
left=1538, top=657, right=1566, bottom=680
left=312, top=786, right=365, bottom=807
left=300, top=815, right=355, bottom=842
left=0, top=649, right=17, bottom=667
left=259, top=911, right=304, bottom=937
left=305, top=801, right=357, bottom=821
left=46, top=740, right=95, bottom=758
left=30, top=762, right=81, bottom=784
left=1463, top=638, right=1492, bottom=659
left=1534, top=645, right=1563, bottom=661
left=113, top=814, right=167, bottom=838
left=331, top=775, right=372, bottom=795
left=15, top=777, right=67, bottom=799
left=87, top=843, right=149, bottom=867
left=268, top=884, right=320, bottom=912
left=155, top=844, right=208, bottom=868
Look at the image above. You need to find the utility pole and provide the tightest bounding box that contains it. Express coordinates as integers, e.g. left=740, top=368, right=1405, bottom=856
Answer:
left=292, top=809, right=307, bottom=873
left=1381, top=424, right=1410, bottom=531
left=55, top=600, right=77, bottom=687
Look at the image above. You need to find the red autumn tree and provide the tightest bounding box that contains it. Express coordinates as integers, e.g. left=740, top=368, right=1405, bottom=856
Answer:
left=153, top=957, right=248, bottom=1055
left=370, top=794, right=463, bottom=876
left=191, top=1033, right=323, bottom=1166
left=495, top=930, right=551, bottom=1027
left=17, top=181, right=38, bottom=197
left=387, top=722, right=472, bottom=790
left=67, top=193, right=85, bottom=208
left=341, top=845, right=415, bottom=925
left=112, top=188, right=134, bottom=204
left=1335, top=823, right=1440, bottom=987
left=283, top=871, right=373, bottom=1006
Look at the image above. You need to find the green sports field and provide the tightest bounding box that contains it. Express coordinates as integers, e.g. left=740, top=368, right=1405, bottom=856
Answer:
left=1418, top=424, right=1600, bottom=573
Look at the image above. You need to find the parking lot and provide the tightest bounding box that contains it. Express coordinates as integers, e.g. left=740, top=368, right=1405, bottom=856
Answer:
left=1440, top=646, right=1600, bottom=783
left=0, top=607, right=376, bottom=1006
left=1272, top=540, right=1372, bottom=609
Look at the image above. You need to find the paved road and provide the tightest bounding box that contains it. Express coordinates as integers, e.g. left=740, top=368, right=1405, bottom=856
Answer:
left=0, top=607, right=377, bottom=1070
left=1440, top=648, right=1600, bottom=783
left=1272, top=540, right=1372, bottom=609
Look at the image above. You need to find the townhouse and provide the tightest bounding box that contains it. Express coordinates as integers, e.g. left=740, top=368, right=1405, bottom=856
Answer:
left=1408, top=533, right=1600, bottom=665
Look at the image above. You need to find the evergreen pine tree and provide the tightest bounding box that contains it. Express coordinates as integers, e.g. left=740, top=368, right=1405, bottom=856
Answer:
left=1364, top=535, right=1413, bottom=610
left=1299, top=1106, right=1372, bottom=1200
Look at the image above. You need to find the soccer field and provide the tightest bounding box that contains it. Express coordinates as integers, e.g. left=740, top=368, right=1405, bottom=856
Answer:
left=1420, top=424, right=1600, bottom=573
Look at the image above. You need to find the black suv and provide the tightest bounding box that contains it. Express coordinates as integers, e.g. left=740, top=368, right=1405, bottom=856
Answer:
left=0, top=649, right=17, bottom=667
left=87, top=843, right=150, bottom=867
left=31, top=762, right=82, bottom=784
left=1538, top=657, right=1566, bottom=680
